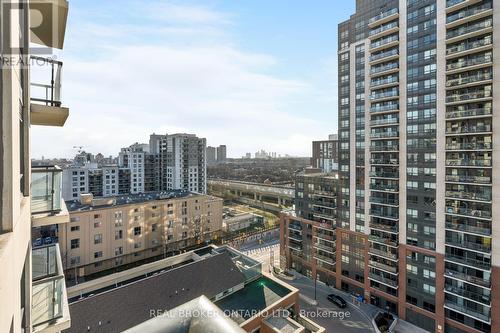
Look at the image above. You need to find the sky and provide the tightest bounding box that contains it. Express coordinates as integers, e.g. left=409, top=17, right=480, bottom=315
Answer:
left=31, top=0, right=355, bottom=159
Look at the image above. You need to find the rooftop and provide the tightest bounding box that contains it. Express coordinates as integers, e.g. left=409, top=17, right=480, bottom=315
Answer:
left=65, top=251, right=246, bottom=333
left=215, top=276, right=292, bottom=324
left=124, top=296, right=246, bottom=333
left=66, top=190, right=218, bottom=212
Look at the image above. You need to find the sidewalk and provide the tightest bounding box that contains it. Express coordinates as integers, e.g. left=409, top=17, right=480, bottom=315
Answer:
left=287, top=271, right=431, bottom=333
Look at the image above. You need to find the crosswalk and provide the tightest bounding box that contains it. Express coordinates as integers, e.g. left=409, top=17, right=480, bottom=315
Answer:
left=241, top=243, right=279, bottom=256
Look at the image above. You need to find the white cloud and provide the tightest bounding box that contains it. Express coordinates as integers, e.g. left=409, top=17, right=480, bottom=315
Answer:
left=31, top=1, right=334, bottom=159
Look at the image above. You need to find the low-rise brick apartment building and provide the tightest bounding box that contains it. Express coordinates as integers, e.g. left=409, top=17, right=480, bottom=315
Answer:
left=280, top=172, right=341, bottom=285
left=57, top=191, right=223, bottom=281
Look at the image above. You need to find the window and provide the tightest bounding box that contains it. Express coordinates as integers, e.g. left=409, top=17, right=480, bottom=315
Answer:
left=94, top=221, right=102, bottom=228
left=115, top=230, right=123, bottom=240
left=134, top=242, right=142, bottom=249
left=424, top=63, right=436, bottom=74
left=423, top=284, right=436, bottom=295
left=70, top=257, right=80, bottom=266
left=152, top=223, right=158, bottom=232
left=94, top=234, right=103, bottom=244
left=423, top=269, right=435, bottom=279
left=70, top=226, right=80, bottom=232
left=71, top=239, right=80, bottom=249
left=115, top=247, right=123, bottom=256
left=407, top=209, right=418, bottom=219
left=134, top=227, right=141, bottom=236
left=94, top=251, right=103, bottom=259
left=406, top=264, right=418, bottom=275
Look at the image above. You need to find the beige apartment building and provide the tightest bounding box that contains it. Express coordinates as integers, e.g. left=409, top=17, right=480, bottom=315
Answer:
left=59, top=192, right=223, bottom=280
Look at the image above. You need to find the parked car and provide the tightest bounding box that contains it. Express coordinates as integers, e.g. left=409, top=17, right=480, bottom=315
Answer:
left=327, top=294, right=347, bottom=308
left=43, top=237, right=53, bottom=245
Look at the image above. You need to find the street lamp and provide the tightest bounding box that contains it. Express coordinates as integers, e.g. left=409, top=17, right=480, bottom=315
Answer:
left=314, top=273, right=317, bottom=302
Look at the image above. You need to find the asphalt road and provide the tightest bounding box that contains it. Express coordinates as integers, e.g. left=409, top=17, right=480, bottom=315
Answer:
left=285, top=276, right=375, bottom=333
left=241, top=240, right=375, bottom=333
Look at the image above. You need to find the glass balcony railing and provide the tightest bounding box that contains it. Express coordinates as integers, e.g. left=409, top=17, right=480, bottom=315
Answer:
left=446, top=36, right=492, bottom=55
left=370, top=158, right=399, bottom=165
left=30, top=56, right=63, bottom=107
left=445, top=253, right=491, bottom=271
left=370, top=196, right=399, bottom=206
left=447, top=54, right=493, bottom=71
left=370, top=89, right=399, bottom=101
left=369, top=8, right=398, bottom=24
left=445, top=174, right=491, bottom=184
left=370, top=48, right=399, bottom=62
left=371, top=34, right=399, bottom=49
left=444, top=300, right=491, bottom=323
left=446, top=238, right=491, bottom=253
left=369, top=171, right=398, bottom=178
left=447, top=0, right=466, bottom=7
left=446, top=124, right=492, bottom=134
left=445, top=221, right=491, bottom=236
left=370, top=75, right=398, bottom=88
left=368, top=235, right=398, bottom=248
left=445, top=284, right=491, bottom=305
left=446, top=70, right=493, bottom=87
left=369, top=259, right=398, bottom=273
left=446, top=2, right=492, bottom=24
left=369, top=247, right=398, bottom=260
left=446, top=89, right=492, bottom=103
left=445, top=269, right=490, bottom=288
left=370, top=144, right=399, bottom=152
left=446, top=107, right=492, bottom=119
left=370, top=131, right=399, bottom=139
left=445, top=158, right=492, bottom=167
left=370, top=222, right=398, bottom=233
left=446, top=206, right=492, bottom=219
left=368, top=271, right=398, bottom=287
left=371, top=62, right=399, bottom=75
left=31, top=166, right=63, bottom=215
left=445, top=190, right=491, bottom=202
left=32, top=244, right=68, bottom=329
left=447, top=18, right=492, bottom=39
left=370, top=21, right=398, bottom=37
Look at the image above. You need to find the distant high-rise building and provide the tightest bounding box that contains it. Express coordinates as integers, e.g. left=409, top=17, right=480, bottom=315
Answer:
left=216, top=145, right=227, bottom=162
left=312, top=136, right=338, bottom=172
left=118, top=143, right=149, bottom=194
left=207, top=146, right=217, bottom=164
left=159, top=134, right=207, bottom=194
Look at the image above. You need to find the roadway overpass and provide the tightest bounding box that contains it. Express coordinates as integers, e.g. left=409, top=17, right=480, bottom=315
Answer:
left=208, top=179, right=295, bottom=208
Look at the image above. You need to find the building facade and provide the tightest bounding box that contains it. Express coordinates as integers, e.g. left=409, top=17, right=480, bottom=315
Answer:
left=334, top=1, right=499, bottom=332
left=160, top=133, right=207, bottom=194
left=207, top=146, right=217, bottom=164
left=280, top=173, right=339, bottom=286
left=63, top=133, right=207, bottom=200
left=60, top=192, right=222, bottom=280
left=1, top=1, right=71, bottom=332
left=311, top=136, right=339, bottom=172
left=217, top=144, right=227, bottom=162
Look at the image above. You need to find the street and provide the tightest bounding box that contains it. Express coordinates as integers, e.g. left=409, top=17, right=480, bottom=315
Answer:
left=240, top=238, right=375, bottom=333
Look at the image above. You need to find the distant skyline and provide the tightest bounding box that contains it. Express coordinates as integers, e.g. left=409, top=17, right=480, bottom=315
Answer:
left=31, top=0, right=355, bottom=159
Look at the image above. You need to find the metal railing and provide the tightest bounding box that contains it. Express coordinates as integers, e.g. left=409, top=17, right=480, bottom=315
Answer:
left=31, top=165, right=63, bottom=214
left=30, top=56, right=63, bottom=107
